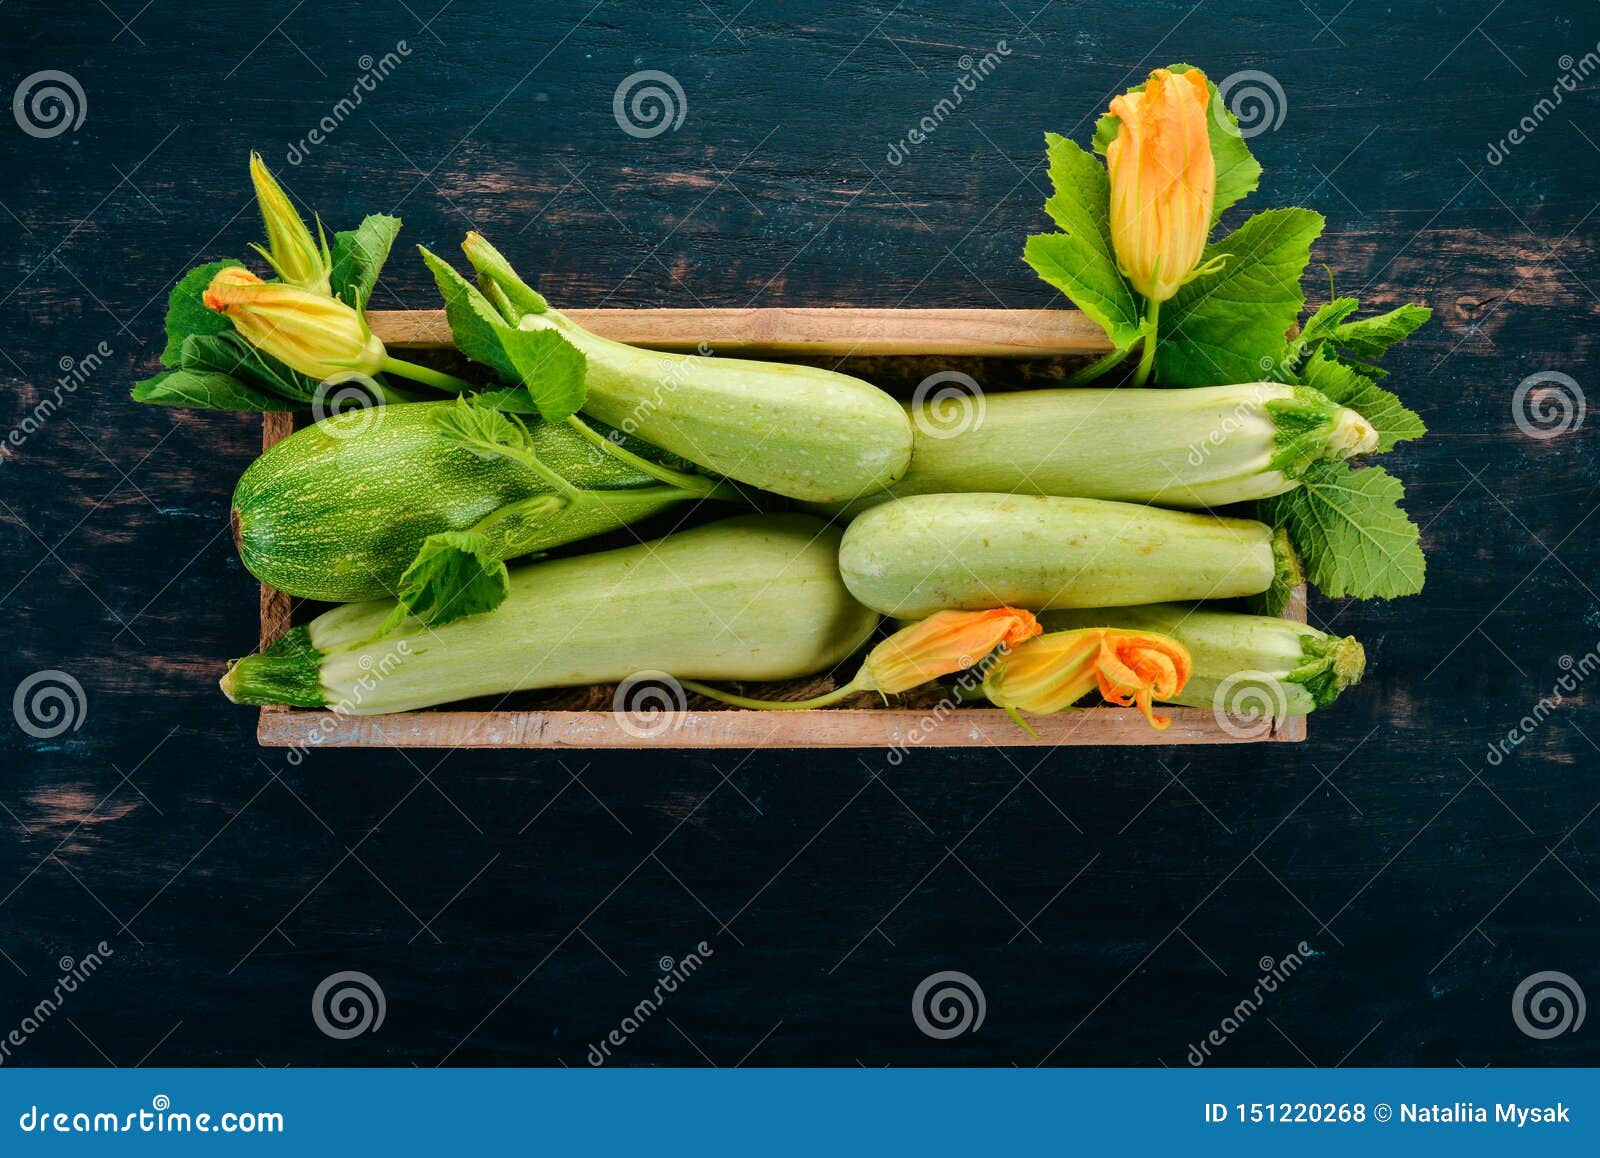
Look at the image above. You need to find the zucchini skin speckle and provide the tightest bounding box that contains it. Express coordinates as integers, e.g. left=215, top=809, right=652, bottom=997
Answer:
left=231, top=401, right=690, bottom=603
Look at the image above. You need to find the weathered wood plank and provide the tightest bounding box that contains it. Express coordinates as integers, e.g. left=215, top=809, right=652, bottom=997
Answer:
left=370, top=306, right=1114, bottom=356
left=256, top=705, right=1304, bottom=749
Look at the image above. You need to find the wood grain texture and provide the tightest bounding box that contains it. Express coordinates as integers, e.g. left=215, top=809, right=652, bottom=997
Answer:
left=258, top=706, right=1304, bottom=749
left=371, top=306, right=1115, bottom=355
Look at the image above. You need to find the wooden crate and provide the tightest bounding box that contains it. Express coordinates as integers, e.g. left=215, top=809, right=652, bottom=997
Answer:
left=254, top=308, right=1307, bottom=750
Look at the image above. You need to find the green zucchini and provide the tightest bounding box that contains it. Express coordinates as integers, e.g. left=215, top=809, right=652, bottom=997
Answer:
left=1041, top=603, right=1366, bottom=714
left=822, top=382, right=1378, bottom=518
left=838, top=492, right=1295, bottom=618
left=462, top=233, right=914, bottom=504
left=232, top=401, right=709, bottom=603
left=220, top=514, right=879, bottom=714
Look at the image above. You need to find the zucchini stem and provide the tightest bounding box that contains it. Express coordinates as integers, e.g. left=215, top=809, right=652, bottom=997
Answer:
left=563, top=414, right=723, bottom=496
left=1131, top=299, right=1160, bottom=387
left=679, top=673, right=868, bottom=710
left=1065, top=345, right=1134, bottom=385
left=381, top=355, right=479, bottom=393
left=368, top=378, right=428, bottom=405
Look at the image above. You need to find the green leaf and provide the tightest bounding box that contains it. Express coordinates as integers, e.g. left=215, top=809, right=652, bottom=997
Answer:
left=430, top=394, right=536, bottom=459
left=1332, top=303, right=1433, bottom=360
left=470, top=386, right=543, bottom=414
left=1295, top=296, right=1360, bottom=354
left=386, top=530, right=510, bottom=630
left=496, top=328, right=587, bottom=423
left=1154, top=207, right=1325, bottom=387
left=160, top=260, right=244, bottom=368
left=132, top=369, right=298, bottom=411
left=1297, top=347, right=1425, bottom=452
left=1091, top=62, right=1262, bottom=225
left=419, top=246, right=587, bottom=422
left=1022, top=133, right=1144, bottom=351
left=1262, top=461, right=1426, bottom=600
left=331, top=214, right=402, bottom=309
left=181, top=332, right=318, bottom=403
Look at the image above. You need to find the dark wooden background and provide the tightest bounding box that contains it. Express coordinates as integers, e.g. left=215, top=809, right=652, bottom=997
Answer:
left=2, top=0, right=1597, bottom=1067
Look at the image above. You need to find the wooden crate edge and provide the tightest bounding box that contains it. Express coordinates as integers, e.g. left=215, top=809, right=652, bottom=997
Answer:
left=256, top=706, right=1305, bottom=750
left=252, top=308, right=1311, bottom=750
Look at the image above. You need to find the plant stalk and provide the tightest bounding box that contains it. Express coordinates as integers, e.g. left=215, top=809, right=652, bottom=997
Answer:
left=679, top=675, right=868, bottom=711
left=381, top=355, right=479, bottom=393
left=1131, top=299, right=1160, bottom=387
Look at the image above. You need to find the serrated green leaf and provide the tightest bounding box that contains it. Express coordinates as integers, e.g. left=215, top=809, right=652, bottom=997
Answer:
left=1091, top=62, right=1262, bottom=225
left=1295, top=297, right=1360, bottom=353
left=430, top=394, right=536, bottom=461
left=1262, top=461, right=1425, bottom=600
left=1332, top=303, right=1433, bottom=360
left=331, top=214, right=402, bottom=309
left=181, top=332, right=318, bottom=403
left=132, top=369, right=298, bottom=411
left=1154, top=207, right=1325, bottom=387
left=160, top=260, right=244, bottom=368
left=1297, top=347, right=1425, bottom=452
left=420, top=246, right=587, bottom=422
left=1022, top=133, right=1144, bottom=350
left=386, top=530, right=511, bottom=630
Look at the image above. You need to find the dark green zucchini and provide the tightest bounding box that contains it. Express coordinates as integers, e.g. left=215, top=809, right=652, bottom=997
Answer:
left=232, top=401, right=715, bottom=603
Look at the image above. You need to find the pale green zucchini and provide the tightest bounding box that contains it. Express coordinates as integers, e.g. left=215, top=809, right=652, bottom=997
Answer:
left=838, top=493, right=1294, bottom=618
left=232, top=401, right=704, bottom=603
left=1041, top=603, right=1366, bottom=714
left=220, top=514, right=879, bottom=713
left=463, top=233, right=914, bottom=504
left=822, top=382, right=1377, bottom=518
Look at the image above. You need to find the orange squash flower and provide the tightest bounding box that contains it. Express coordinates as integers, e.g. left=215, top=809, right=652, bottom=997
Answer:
left=863, top=607, right=1042, bottom=695
left=983, top=628, right=1192, bottom=730
left=203, top=267, right=385, bottom=381
left=1105, top=67, right=1215, bottom=303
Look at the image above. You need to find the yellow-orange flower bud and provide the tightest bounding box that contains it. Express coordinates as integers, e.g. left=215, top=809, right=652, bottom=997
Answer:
left=863, top=608, right=1041, bottom=695
left=203, top=267, right=385, bottom=381
left=984, top=628, right=1192, bottom=730
left=1106, top=68, right=1215, bottom=303
left=249, top=152, right=332, bottom=296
